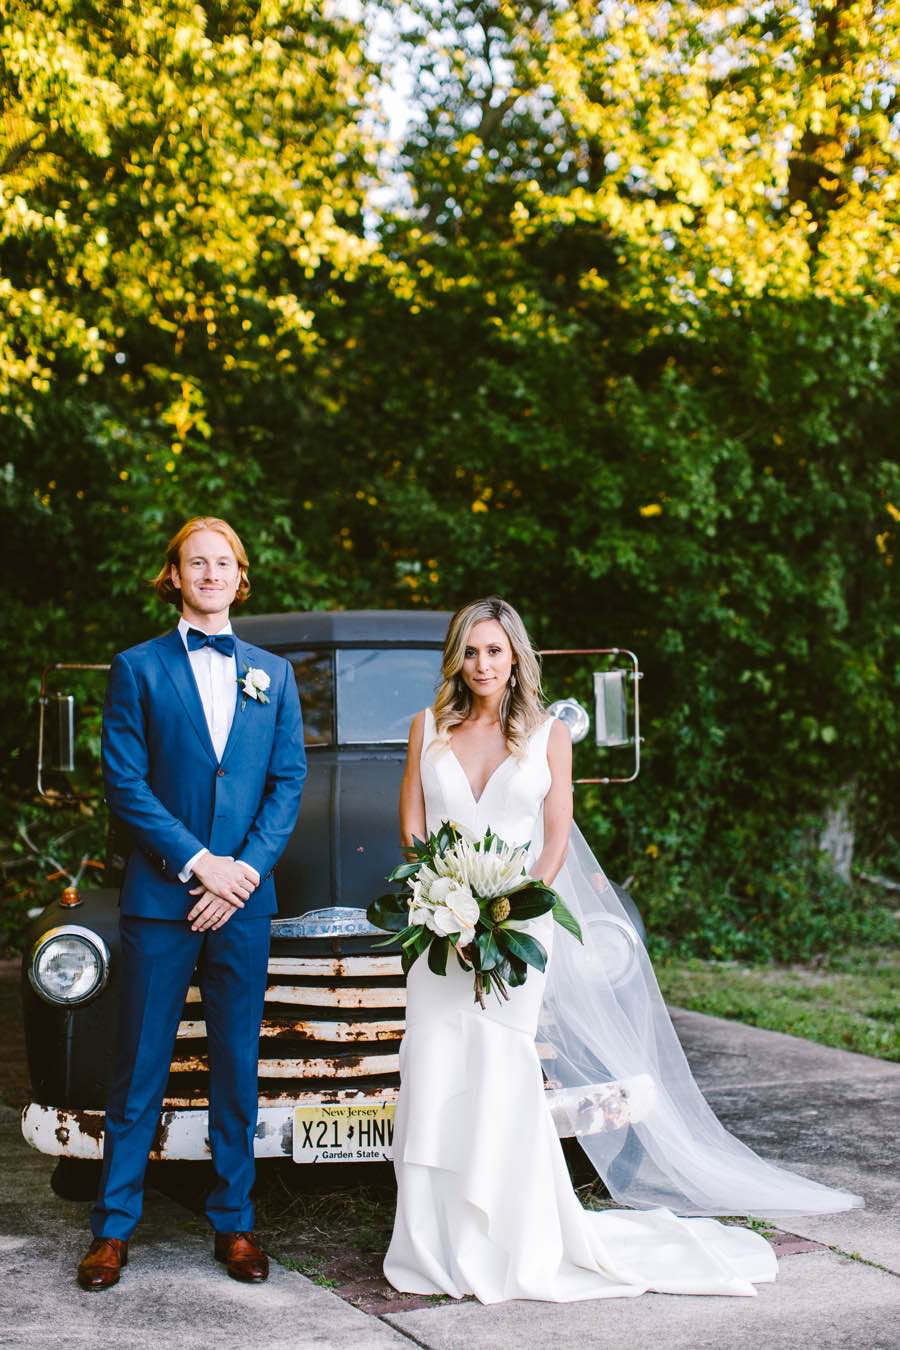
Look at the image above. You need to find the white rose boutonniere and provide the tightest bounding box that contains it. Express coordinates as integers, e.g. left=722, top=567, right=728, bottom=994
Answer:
left=237, top=664, right=271, bottom=711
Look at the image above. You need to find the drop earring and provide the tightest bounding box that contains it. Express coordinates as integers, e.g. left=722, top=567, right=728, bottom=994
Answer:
left=510, top=670, right=517, bottom=689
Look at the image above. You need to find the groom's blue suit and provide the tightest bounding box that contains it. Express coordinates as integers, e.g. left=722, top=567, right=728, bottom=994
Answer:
left=92, top=627, right=306, bottom=1240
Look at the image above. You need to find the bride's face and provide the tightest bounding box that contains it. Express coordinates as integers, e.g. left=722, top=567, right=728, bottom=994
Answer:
left=460, top=619, right=514, bottom=699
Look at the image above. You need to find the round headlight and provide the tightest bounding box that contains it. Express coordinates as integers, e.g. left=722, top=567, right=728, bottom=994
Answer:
left=547, top=698, right=590, bottom=744
left=29, top=926, right=110, bottom=1006
left=585, top=915, right=639, bottom=985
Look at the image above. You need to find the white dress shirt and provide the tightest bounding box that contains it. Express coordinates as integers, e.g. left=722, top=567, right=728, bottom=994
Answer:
left=178, top=615, right=238, bottom=759
left=176, top=616, right=243, bottom=884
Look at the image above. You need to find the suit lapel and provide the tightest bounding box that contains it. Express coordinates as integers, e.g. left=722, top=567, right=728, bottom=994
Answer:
left=156, top=629, right=218, bottom=765
left=219, top=636, right=256, bottom=769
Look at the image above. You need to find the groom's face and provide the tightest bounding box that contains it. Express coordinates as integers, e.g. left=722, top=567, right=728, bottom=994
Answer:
left=171, top=527, right=241, bottom=621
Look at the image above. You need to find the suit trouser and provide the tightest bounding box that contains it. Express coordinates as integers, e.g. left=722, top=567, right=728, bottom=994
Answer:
left=91, top=914, right=270, bottom=1241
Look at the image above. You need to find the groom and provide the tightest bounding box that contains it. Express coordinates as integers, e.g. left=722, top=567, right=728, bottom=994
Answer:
left=77, top=515, right=306, bottom=1291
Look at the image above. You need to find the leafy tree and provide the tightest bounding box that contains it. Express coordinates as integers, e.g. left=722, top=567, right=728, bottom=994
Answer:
left=0, top=0, right=376, bottom=744
left=1, top=0, right=897, bottom=960
left=0, top=0, right=381, bottom=935
left=304, top=0, right=900, bottom=956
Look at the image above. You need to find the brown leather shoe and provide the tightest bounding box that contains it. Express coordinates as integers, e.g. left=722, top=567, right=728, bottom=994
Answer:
left=214, top=1230, right=269, bottom=1282
left=77, top=1237, right=128, bottom=1290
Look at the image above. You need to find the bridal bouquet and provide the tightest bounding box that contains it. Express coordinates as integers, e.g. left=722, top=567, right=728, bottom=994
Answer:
left=367, top=821, right=582, bottom=1008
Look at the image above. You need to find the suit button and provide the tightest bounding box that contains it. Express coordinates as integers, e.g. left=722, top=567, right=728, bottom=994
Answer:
left=217, top=768, right=225, bottom=777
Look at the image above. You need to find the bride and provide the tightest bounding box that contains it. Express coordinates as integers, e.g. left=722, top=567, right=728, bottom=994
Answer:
left=383, top=596, right=862, bottom=1305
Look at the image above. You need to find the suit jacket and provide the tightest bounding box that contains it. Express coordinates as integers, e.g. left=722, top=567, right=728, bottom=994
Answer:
left=101, top=628, right=306, bottom=920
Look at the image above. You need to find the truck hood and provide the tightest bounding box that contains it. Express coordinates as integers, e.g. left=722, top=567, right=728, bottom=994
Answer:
left=274, top=749, right=405, bottom=917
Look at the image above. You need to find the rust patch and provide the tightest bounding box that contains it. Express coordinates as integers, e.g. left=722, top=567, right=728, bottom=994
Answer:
left=78, top=1113, right=105, bottom=1144
left=255, top=1052, right=401, bottom=1079
left=52, top=1109, right=106, bottom=1149
left=169, top=1054, right=209, bottom=1073
left=56, top=1110, right=105, bottom=1144
left=261, top=1020, right=403, bottom=1044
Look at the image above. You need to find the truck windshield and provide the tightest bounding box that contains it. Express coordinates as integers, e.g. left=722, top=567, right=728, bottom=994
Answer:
left=289, top=651, right=334, bottom=746
left=336, top=648, right=442, bottom=744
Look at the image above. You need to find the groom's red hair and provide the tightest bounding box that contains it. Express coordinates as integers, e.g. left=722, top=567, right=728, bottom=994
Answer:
left=151, top=515, right=251, bottom=607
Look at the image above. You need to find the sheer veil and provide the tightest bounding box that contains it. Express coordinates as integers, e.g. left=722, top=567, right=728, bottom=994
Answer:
left=538, top=818, right=864, bottom=1218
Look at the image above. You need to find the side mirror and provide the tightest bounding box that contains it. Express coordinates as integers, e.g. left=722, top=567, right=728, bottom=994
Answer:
left=53, top=694, right=76, bottom=771
left=35, top=662, right=109, bottom=800
left=37, top=693, right=76, bottom=796
left=593, top=671, right=630, bottom=748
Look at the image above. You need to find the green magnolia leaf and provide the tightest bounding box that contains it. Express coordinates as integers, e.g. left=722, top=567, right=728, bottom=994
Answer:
left=497, top=927, right=548, bottom=972
left=366, top=893, right=409, bottom=932
left=505, top=953, right=528, bottom=987
left=373, top=918, right=421, bottom=949
left=400, top=927, right=431, bottom=975
left=506, top=887, right=556, bottom=920
left=427, top=935, right=449, bottom=976
left=475, top=928, right=502, bottom=971
left=551, top=898, right=584, bottom=944
left=372, top=932, right=401, bottom=949
left=387, top=860, right=421, bottom=882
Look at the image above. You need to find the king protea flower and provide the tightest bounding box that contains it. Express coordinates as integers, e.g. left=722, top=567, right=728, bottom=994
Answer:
left=436, top=835, right=531, bottom=899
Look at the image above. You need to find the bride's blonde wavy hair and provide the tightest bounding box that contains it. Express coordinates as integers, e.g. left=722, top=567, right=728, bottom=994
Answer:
left=432, top=597, right=545, bottom=757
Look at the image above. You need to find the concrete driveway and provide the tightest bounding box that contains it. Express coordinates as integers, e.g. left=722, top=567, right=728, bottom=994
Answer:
left=1, top=960, right=898, bottom=1349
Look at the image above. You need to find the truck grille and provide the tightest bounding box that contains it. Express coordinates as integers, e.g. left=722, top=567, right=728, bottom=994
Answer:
left=163, top=953, right=404, bottom=1109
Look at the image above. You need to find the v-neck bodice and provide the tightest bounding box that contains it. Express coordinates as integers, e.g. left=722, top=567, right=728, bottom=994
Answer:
left=446, top=741, right=513, bottom=806
left=420, top=707, right=553, bottom=846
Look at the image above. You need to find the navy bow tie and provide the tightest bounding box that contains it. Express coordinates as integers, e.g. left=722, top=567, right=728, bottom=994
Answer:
left=186, top=628, right=236, bottom=657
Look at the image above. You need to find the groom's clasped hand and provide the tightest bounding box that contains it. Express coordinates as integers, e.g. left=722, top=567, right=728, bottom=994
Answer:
left=187, top=854, right=261, bottom=931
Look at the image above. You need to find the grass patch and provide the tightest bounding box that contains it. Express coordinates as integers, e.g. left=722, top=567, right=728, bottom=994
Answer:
left=252, top=1162, right=397, bottom=1286
left=656, top=945, right=899, bottom=1062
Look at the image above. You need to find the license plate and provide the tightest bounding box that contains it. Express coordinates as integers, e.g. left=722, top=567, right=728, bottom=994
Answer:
left=292, top=1102, right=395, bottom=1163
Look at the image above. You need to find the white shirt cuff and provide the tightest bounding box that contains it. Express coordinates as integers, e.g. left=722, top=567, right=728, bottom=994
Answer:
left=179, top=848, right=208, bottom=884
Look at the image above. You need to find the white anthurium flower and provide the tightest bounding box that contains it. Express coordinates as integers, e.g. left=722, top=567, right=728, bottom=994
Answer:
left=427, top=875, right=458, bottom=906
left=408, top=865, right=440, bottom=904
left=427, top=883, right=480, bottom=945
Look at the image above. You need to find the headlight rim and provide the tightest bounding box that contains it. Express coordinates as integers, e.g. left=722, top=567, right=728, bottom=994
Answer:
left=28, top=924, right=111, bottom=1007
left=584, top=913, right=640, bottom=985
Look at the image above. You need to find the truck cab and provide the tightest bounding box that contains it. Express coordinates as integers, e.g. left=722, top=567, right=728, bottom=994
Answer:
left=21, top=610, right=644, bottom=1182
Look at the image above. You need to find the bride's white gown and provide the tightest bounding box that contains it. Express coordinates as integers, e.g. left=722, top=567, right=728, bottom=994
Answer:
left=384, top=711, right=779, bottom=1304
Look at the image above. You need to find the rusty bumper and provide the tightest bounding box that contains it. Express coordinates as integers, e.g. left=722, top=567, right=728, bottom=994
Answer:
left=21, top=1076, right=654, bottom=1162
left=22, top=1103, right=306, bottom=1161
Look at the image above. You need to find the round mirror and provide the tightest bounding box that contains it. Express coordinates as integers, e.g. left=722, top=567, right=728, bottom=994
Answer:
left=547, top=698, right=590, bottom=744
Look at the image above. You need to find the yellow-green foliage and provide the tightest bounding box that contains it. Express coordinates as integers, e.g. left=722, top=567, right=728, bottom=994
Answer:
left=1, top=1, right=897, bottom=958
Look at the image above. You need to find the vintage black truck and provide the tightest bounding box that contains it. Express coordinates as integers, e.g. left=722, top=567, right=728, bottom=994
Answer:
left=21, top=610, right=644, bottom=1192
